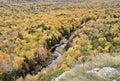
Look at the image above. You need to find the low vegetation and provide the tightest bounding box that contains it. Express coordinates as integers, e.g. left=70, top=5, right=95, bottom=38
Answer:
left=57, top=53, right=120, bottom=81
left=0, top=0, right=120, bottom=81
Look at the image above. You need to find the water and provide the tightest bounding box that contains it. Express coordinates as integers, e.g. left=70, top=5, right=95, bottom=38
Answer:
left=48, top=50, right=61, bottom=67
left=48, top=44, right=66, bottom=67
left=60, top=44, right=66, bottom=48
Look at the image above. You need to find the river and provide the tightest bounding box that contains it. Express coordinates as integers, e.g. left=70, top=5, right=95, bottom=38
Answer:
left=48, top=43, right=66, bottom=67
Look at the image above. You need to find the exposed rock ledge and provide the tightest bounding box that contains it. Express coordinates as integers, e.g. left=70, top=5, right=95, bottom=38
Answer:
left=87, top=67, right=119, bottom=76
left=55, top=67, right=119, bottom=81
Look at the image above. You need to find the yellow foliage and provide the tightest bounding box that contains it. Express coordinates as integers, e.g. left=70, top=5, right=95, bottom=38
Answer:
left=66, top=55, right=72, bottom=61
left=60, top=64, right=69, bottom=71
left=105, top=42, right=112, bottom=46
left=88, top=45, right=92, bottom=49
left=25, top=74, right=31, bottom=81
left=41, top=68, right=47, bottom=74
left=16, top=76, right=24, bottom=81
left=0, top=1, right=119, bottom=80
left=113, top=37, right=120, bottom=42
left=13, top=56, right=24, bottom=69
left=98, top=37, right=106, bottom=43
left=104, top=46, right=110, bottom=52
left=78, top=56, right=84, bottom=61
left=97, top=46, right=103, bottom=51
left=56, top=58, right=63, bottom=65
left=40, top=47, right=48, bottom=59
left=93, top=49, right=97, bottom=53
left=111, top=26, right=118, bottom=34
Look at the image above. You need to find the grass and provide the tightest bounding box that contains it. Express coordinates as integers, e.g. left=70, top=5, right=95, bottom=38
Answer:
left=57, top=53, right=120, bottom=81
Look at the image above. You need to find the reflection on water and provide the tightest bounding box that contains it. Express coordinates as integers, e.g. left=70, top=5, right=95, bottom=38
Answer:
left=48, top=44, right=66, bottom=67
left=60, top=44, right=66, bottom=48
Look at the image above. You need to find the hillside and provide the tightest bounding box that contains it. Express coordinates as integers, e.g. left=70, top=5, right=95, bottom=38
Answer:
left=55, top=53, right=120, bottom=81
left=0, top=0, right=88, bottom=4
left=0, top=0, right=120, bottom=81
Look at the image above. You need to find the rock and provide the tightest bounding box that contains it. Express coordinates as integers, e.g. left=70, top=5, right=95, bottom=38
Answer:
left=98, top=67, right=119, bottom=76
left=87, top=68, right=100, bottom=74
left=87, top=67, right=119, bottom=76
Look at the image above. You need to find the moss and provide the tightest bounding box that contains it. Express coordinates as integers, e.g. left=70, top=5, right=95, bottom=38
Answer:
left=111, top=64, right=120, bottom=70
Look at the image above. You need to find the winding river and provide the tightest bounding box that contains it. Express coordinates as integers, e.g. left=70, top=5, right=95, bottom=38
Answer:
left=48, top=44, right=66, bottom=67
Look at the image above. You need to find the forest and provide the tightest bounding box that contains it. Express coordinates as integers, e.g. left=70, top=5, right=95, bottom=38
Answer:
left=0, top=0, right=120, bottom=81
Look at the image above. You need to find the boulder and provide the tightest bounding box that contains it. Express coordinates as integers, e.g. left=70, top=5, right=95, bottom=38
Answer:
left=87, top=67, right=119, bottom=76
left=98, top=67, right=119, bottom=76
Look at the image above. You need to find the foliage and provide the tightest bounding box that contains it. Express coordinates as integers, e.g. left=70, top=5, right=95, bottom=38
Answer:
left=0, top=0, right=120, bottom=81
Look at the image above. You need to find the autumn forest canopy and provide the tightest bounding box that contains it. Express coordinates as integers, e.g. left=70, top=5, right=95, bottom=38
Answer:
left=0, top=0, right=120, bottom=81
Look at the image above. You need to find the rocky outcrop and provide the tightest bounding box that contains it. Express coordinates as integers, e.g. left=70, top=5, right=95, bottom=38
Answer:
left=87, top=67, right=119, bottom=76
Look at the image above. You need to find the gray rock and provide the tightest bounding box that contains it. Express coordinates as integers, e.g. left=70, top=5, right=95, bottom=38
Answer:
left=98, top=67, right=119, bottom=76
left=87, top=68, right=100, bottom=74
left=87, top=67, right=119, bottom=76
